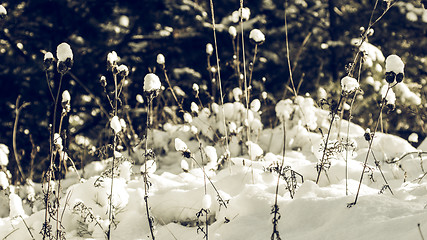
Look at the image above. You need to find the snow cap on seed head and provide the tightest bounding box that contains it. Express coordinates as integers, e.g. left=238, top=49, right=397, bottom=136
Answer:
left=44, top=52, right=54, bottom=69
left=408, top=133, right=418, bottom=143
left=117, top=64, right=129, bottom=77
left=157, top=53, right=165, bottom=65
left=206, top=43, right=213, bottom=55
left=341, top=76, right=359, bottom=93
left=192, top=83, right=199, bottom=92
left=183, top=112, right=193, bottom=123
left=136, top=94, right=144, bottom=104
left=110, top=116, right=122, bottom=134
left=232, top=87, right=243, bottom=101
left=229, top=26, right=237, bottom=38
left=385, top=55, right=404, bottom=74
left=44, top=52, right=54, bottom=61
left=231, top=7, right=250, bottom=23
left=175, top=138, right=188, bottom=152
left=107, top=51, right=118, bottom=67
left=249, top=29, right=265, bottom=44
left=56, top=42, right=73, bottom=62
left=0, top=5, right=7, bottom=18
left=275, top=99, right=293, bottom=121
left=250, top=99, right=261, bottom=112
left=143, top=73, right=162, bottom=94
left=56, top=42, right=73, bottom=74
left=62, top=90, right=71, bottom=103
left=191, top=102, right=199, bottom=113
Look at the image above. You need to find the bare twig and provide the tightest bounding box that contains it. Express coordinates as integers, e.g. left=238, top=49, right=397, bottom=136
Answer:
left=13, top=95, right=29, bottom=183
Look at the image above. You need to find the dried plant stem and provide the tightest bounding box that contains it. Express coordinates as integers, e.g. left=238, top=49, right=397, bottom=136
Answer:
left=344, top=58, right=363, bottom=195
left=144, top=96, right=156, bottom=240
left=348, top=0, right=396, bottom=77
left=271, top=120, right=286, bottom=240
left=45, top=71, right=55, bottom=101
left=283, top=0, right=297, bottom=98
left=348, top=85, right=391, bottom=207
left=190, top=155, right=228, bottom=209
left=209, top=0, right=230, bottom=171
left=370, top=151, right=393, bottom=195
left=161, top=65, right=183, bottom=111
left=13, top=95, right=29, bottom=182
left=107, top=73, right=118, bottom=239
left=419, top=223, right=425, bottom=240
left=43, top=72, right=64, bottom=240
left=19, top=215, right=35, bottom=240
left=248, top=43, right=258, bottom=95
left=316, top=95, right=343, bottom=184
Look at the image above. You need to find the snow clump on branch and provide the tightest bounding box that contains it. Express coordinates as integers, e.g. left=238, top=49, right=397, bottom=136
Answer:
left=110, top=116, right=122, bottom=134
left=341, top=76, right=359, bottom=93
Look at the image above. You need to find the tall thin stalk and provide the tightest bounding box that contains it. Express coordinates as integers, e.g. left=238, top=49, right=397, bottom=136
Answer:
left=107, top=73, right=118, bottom=239
left=209, top=0, right=230, bottom=171
left=12, top=95, right=29, bottom=183
left=144, top=95, right=156, bottom=240
left=271, top=120, right=286, bottom=240
left=348, top=85, right=392, bottom=207
left=316, top=95, right=344, bottom=184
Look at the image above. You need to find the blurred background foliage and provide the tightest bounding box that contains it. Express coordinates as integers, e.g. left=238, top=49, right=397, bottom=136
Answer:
left=0, top=0, right=426, bottom=182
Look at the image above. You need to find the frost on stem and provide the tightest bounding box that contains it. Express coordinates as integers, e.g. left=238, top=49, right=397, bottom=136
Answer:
left=249, top=29, right=265, bottom=45
left=56, top=42, right=73, bottom=74
left=340, top=76, right=359, bottom=94
left=0, top=5, right=6, bottom=19
left=385, top=55, right=404, bottom=84
left=143, top=73, right=161, bottom=96
left=110, top=116, right=122, bottom=135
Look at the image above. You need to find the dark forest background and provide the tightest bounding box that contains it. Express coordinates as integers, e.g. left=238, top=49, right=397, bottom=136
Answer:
left=0, top=0, right=426, bottom=182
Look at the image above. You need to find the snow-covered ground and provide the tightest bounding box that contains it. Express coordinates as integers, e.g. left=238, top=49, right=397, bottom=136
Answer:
left=1, top=96, right=427, bottom=240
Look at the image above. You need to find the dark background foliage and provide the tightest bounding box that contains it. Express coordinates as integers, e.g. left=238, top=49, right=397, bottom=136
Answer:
left=0, top=0, right=426, bottom=182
